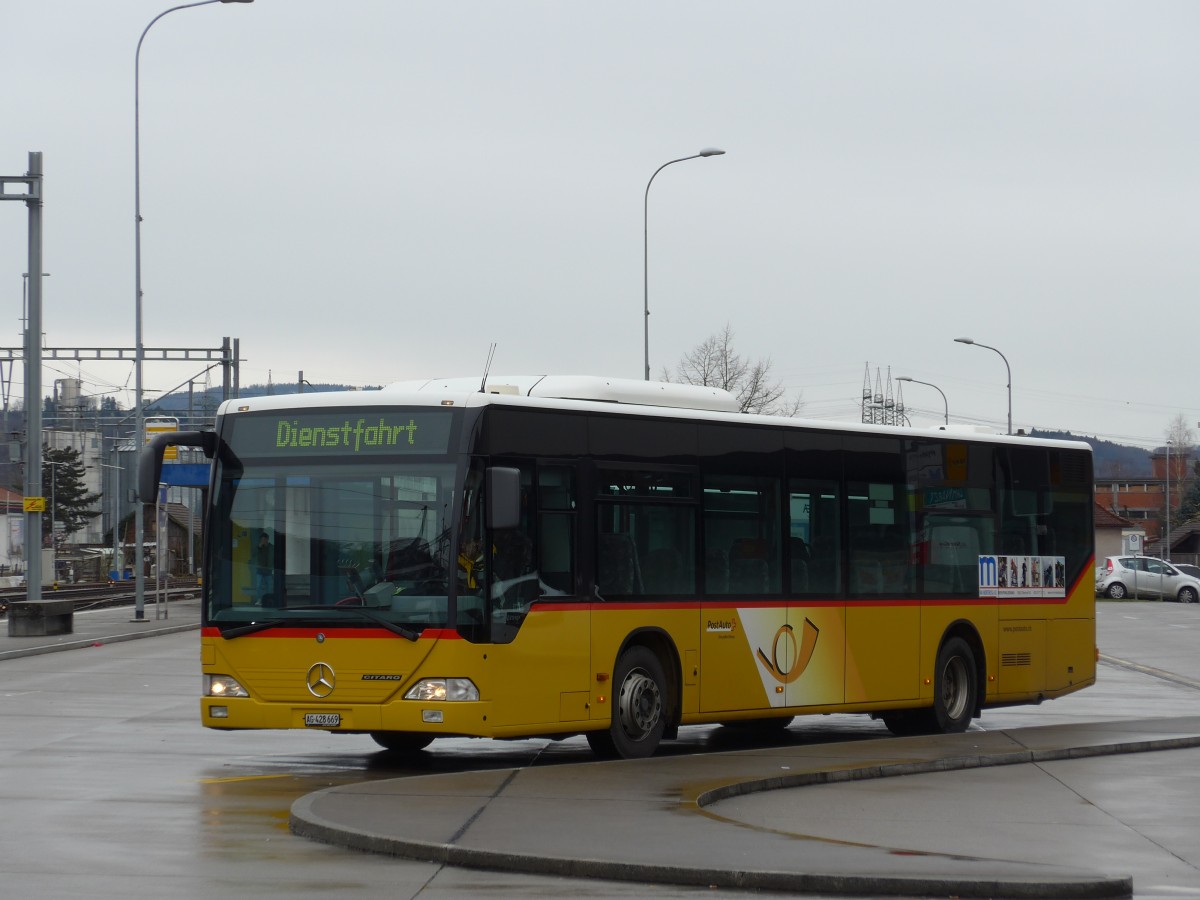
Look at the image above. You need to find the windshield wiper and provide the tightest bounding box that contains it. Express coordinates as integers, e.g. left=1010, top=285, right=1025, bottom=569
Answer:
left=219, top=619, right=286, bottom=639
left=286, top=605, right=420, bottom=642
left=217, top=607, right=421, bottom=642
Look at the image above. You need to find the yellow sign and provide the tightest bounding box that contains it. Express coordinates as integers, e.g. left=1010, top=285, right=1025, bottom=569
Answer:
left=23, top=497, right=46, bottom=512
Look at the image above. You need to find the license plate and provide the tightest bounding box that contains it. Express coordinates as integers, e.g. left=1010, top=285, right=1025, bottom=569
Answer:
left=304, top=713, right=341, bottom=727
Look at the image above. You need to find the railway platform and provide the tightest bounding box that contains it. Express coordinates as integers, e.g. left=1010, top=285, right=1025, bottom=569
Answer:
left=0, top=595, right=200, bottom=661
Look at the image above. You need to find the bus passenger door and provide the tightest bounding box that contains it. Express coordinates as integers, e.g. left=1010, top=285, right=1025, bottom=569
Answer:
left=844, top=481, right=920, bottom=703
left=485, top=462, right=592, bottom=729
left=783, top=483, right=845, bottom=710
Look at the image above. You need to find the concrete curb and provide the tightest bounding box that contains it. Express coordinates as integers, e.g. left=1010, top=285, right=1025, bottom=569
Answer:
left=0, top=621, right=199, bottom=661
left=287, top=794, right=1132, bottom=899
left=283, top=732, right=1200, bottom=898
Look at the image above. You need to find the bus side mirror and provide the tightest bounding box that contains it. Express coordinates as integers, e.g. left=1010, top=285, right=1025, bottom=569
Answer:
left=486, top=467, right=521, bottom=530
left=137, top=430, right=217, bottom=503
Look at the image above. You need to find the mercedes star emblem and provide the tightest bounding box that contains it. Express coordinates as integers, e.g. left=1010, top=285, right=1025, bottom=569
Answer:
left=306, top=662, right=336, bottom=698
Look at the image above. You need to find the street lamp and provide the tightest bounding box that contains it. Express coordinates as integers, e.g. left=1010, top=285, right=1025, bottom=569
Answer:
left=643, top=148, right=725, bottom=381
left=134, top=0, right=253, bottom=620
left=954, top=337, right=1012, bottom=435
left=896, top=376, right=948, bottom=426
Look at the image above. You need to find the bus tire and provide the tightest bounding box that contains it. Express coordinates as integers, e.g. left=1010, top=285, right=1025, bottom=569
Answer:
left=880, top=712, right=926, bottom=736
left=369, top=731, right=434, bottom=753
left=587, top=646, right=667, bottom=759
left=721, top=715, right=794, bottom=732
left=932, top=636, right=977, bottom=733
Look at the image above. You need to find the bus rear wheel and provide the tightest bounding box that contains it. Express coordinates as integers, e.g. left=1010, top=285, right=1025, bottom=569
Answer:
left=931, top=637, right=977, bottom=733
left=587, top=646, right=667, bottom=759
left=370, top=731, right=434, bottom=753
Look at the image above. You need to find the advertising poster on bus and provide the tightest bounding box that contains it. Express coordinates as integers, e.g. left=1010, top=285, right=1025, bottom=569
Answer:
left=977, top=555, right=1066, bottom=599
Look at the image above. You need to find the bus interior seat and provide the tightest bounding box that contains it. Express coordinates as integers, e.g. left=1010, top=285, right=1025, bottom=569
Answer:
left=598, top=533, right=642, bottom=596
left=642, top=547, right=683, bottom=593
left=705, top=547, right=728, bottom=593
left=790, top=537, right=810, bottom=591
left=851, top=526, right=909, bottom=593
left=729, top=538, right=771, bottom=594
left=808, top=535, right=838, bottom=593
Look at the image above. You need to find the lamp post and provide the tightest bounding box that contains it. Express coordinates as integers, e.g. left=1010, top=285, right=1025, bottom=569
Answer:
left=134, top=0, right=253, bottom=620
left=643, top=148, right=725, bottom=381
left=954, top=337, right=1012, bottom=435
left=1166, top=441, right=1172, bottom=559
left=896, top=376, right=948, bottom=426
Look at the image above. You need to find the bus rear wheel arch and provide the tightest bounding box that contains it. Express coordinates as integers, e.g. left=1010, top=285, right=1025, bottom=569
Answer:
left=587, top=645, right=671, bottom=759
left=882, top=632, right=981, bottom=736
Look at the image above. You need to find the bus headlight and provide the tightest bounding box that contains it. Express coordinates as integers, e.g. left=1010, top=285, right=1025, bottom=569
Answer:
left=404, top=678, right=479, bottom=702
left=205, top=674, right=249, bottom=698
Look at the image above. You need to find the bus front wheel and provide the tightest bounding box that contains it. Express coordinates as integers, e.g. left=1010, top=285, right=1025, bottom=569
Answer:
left=370, top=731, right=434, bottom=753
left=587, top=646, right=667, bottom=759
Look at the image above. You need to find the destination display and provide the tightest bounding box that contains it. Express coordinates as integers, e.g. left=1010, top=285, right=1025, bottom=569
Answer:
left=229, top=409, right=454, bottom=458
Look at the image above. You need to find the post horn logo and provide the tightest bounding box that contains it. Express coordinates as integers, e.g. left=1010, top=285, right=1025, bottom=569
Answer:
left=306, top=662, right=336, bottom=698
left=756, top=618, right=819, bottom=685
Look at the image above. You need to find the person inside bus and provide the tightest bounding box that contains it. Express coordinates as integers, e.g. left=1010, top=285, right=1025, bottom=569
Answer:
left=254, top=531, right=274, bottom=603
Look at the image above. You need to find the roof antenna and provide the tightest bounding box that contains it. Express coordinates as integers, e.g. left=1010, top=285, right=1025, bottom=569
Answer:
left=480, top=343, right=497, bottom=393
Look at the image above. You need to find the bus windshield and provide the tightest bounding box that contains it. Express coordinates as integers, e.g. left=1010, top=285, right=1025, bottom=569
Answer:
left=207, top=458, right=486, bottom=634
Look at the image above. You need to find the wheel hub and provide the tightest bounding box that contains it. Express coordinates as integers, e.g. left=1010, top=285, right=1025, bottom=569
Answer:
left=617, top=669, right=661, bottom=740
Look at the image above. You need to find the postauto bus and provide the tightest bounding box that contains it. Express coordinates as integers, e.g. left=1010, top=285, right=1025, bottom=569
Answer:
left=138, top=375, right=1095, bottom=758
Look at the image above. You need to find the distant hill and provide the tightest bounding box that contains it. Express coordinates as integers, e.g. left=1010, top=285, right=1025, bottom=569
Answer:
left=1029, top=429, right=1153, bottom=478
left=147, top=382, right=379, bottom=416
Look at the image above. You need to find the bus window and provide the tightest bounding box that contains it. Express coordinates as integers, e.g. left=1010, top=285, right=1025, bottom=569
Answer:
left=596, top=468, right=696, bottom=598
left=847, top=481, right=914, bottom=595
left=789, top=479, right=841, bottom=595
left=537, top=465, right=576, bottom=595
left=703, top=473, right=781, bottom=595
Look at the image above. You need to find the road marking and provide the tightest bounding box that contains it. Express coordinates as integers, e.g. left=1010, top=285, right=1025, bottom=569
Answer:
left=1101, top=654, right=1200, bottom=691
left=199, top=774, right=293, bottom=785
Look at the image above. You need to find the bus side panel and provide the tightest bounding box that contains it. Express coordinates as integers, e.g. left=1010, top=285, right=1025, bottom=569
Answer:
left=1045, top=617, right=1096, bottom=693
left=783, top=605, right=845, bottom=709
left=485, top=606, right=591, bottom=728
left=997, top=620, right=1046, bottom=695
left=699, top=604, right=845, bottom=713
left=846, top=604, right=919, bottom=703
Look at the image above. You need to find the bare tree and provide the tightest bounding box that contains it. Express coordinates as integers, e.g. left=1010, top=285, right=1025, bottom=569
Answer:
left=1166, top=413, right=1195, bottom=459
left=664, top=324, right=802, bottom=416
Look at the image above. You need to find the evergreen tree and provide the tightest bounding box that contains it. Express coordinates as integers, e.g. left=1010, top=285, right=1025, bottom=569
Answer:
left=42, top=445, right=101, bottom=543
left=1175, top=460, right=1200, bottom=526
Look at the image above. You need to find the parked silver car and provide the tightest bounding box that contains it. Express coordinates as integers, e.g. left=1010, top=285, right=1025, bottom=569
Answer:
left=1096, top=556, right=1200, bottom=602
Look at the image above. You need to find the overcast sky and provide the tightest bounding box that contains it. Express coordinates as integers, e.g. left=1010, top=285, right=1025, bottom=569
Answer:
left=3, top=1, right=1199, bottom=448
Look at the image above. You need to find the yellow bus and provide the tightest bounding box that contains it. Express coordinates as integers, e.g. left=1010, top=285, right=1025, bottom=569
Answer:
left=139, top=375, right=1095, bottom=758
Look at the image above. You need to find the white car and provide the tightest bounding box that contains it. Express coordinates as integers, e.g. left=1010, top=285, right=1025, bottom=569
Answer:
left=1095, top=556, right=1200, bottom=603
